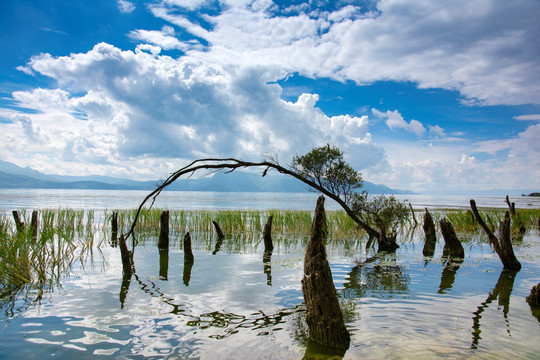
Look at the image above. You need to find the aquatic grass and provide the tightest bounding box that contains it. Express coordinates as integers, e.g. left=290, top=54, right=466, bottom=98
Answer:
left=0, top=208, right=104, bottom=314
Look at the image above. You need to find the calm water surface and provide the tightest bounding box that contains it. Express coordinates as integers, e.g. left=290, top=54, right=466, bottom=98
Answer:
left=1, top=189, right=540, bottom=212
left=1, top=190, right=539, bottom=359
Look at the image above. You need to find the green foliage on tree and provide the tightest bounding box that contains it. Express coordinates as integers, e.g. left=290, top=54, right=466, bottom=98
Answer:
left=290, top=143, right=408, bottom=251
left=291, top=144, right=363, bottom=204
left=350, top=193, right=409, bottom=242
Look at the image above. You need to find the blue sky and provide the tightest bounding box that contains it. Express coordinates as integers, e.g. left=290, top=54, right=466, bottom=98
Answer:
left=1, top=0, right=539, bottom=193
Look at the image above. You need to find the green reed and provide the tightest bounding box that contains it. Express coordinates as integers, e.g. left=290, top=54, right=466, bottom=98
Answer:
left=0, top=209, right=100, bottom=313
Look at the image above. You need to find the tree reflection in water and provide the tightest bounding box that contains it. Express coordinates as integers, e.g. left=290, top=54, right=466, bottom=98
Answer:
left=263, top=250, right=272, bottom=286
left=471, top=268, right=518, bottom=349
left=342, top=254, right=410, bottom=299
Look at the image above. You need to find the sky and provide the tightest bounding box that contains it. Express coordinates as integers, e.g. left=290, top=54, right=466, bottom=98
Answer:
left=0, top=0, right=539, bottom=194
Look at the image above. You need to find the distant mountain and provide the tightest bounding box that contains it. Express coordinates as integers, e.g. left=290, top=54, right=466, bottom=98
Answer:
left=0, top=160, right=414, bottom=194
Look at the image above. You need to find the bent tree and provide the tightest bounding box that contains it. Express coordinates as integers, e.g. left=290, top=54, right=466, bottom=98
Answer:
left=125, top=144, right=406, bottom=252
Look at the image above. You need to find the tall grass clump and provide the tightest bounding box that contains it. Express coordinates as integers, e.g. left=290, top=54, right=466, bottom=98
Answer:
left=0, top=209, right=101, bottom=314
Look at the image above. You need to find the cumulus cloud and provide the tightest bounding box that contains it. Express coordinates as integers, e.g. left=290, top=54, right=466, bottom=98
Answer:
left=3, top=42, right=384, bottom=178
left=372, top=108, right=426, bottom=137
left=153, top=0, right=540, bottom=106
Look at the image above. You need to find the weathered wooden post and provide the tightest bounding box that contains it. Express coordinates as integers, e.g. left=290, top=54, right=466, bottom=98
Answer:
left=30, top=210, right=38, bottom=240
left=301, top=196, right=350, bottom=349
left=263, top=215, right=274, bottom=252
left=422, top=208, right=437, bottom=258
left=439, top=218, right=464, bottom=258
left=12, top=210, right=25, bottom=234
left=470, top=200, right=521, bottom=270
left=111, top=211, right=118, bottom=245
left=158, top=210, right=169, bottom=249
left=184, top=232, right=194, bottom=264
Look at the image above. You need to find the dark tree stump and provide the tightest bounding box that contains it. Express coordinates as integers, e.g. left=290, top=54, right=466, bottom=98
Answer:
left=422, top=208, right=437, bottom=258
left=184, top=232, right=194, bottom=264
left=30, top=210, right=38, bottom=239
left=409, top=202, right=418, bottom=227
left=12, top=210, right=25, bottom=233
left=111, top=211, right=118, bottom=245
left=498, top=212, right=521, bottom=270
left=470, top=200, right=521, bottom=270
left=119, top=235, right=133, bottom=277
left=212, top=220, right=225, bottom=239
left=263, top=215, right=274, bottom=252
left=439, top=218, right=464, bottom=259
left=526, top=282, right=540, bottom=307
left=301, top=196, right=350, bottom=349
left=505, top=195, right=516, bottom=216
left=158, top=210, right=169, bottom=249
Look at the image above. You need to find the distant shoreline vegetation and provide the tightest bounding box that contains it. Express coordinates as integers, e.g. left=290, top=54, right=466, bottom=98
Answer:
left=524, top=192, right=540, bottom=197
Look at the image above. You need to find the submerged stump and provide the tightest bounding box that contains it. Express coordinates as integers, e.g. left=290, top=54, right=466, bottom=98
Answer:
left=439, top=218, right=464, bottom=259
left=301, top=196, right=350, bottom=349
left=212, top=220, right=225, bottom=239
left=263, top=215, right=274, bottom=252
left=119, top=235, right=133, bottom=277
left=184, top=232, right=194, bottom=264
left=158, top=210, right=170, bottom=249
left=422, top=208, right=437, bottom=258
left=527, top=282, right=540, bottom=307
left=470, top=200, right=521, bottom=270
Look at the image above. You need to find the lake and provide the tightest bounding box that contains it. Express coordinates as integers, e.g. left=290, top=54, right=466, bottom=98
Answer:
left=1, top=190, right=539, bottom=359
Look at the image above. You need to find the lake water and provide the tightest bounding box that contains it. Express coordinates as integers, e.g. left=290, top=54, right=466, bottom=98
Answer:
left=1, top=189, right=540, bottom=213
left=1, top=190, right=539, bottom=359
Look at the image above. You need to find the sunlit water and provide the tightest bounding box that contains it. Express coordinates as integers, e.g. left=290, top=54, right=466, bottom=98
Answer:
left=1, top=190, right=540, bottom=359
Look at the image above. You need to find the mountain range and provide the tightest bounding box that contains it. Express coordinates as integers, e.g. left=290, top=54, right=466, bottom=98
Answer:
left=0, top=160, right=414, bottom=194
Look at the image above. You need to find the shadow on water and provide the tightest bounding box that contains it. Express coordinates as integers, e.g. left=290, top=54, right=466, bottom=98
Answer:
left=263, top=250, right=272, bottom=286
left=159, top=248, right=169, bottom=281
left=438, top=256, right=463, bottom=294
left=471, top=268, right=519, bottom=349
left=183, top=259, right=194, bottom=286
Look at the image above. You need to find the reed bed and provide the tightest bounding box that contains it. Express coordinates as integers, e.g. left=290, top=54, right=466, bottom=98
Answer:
left=0, top=209, right=100, bottom=313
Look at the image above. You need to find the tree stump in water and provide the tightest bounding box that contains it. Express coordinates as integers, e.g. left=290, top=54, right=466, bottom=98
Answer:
left=212, top=220, right=225, bottom=239
left=184, top=232, right=194, bottom=264
left=119, top=235, right=133, bottom=277
left=422, top=208, right=437, bottom=257
left=439, top=218, right=464, bottom=258
left=30, top=210, right=38, bottom=240
left=158, top=210, right=169, bottom=249
left=12, top=210, right=25, bottom=234
left=263, top=215, right=274, bottom=252
left=111, top=211, right=118, bottom=245
left=301, top=196, right=350, bottom=349
left=470, top=200, right=521, bottom=270
left=527, top=283, right=540, bottom=307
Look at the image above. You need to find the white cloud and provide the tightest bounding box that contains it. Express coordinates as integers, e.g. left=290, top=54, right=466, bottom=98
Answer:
left=129, top=26, right=188, bottom=51
left=372, top=108, right=426, bottom=137
left=514, top=114, right=540, bottom=121
left=117, top=0, right=135, bottom=13
left=154, top=0, right=540, bottom=106
left=3, top=43, right=384, bottom=179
